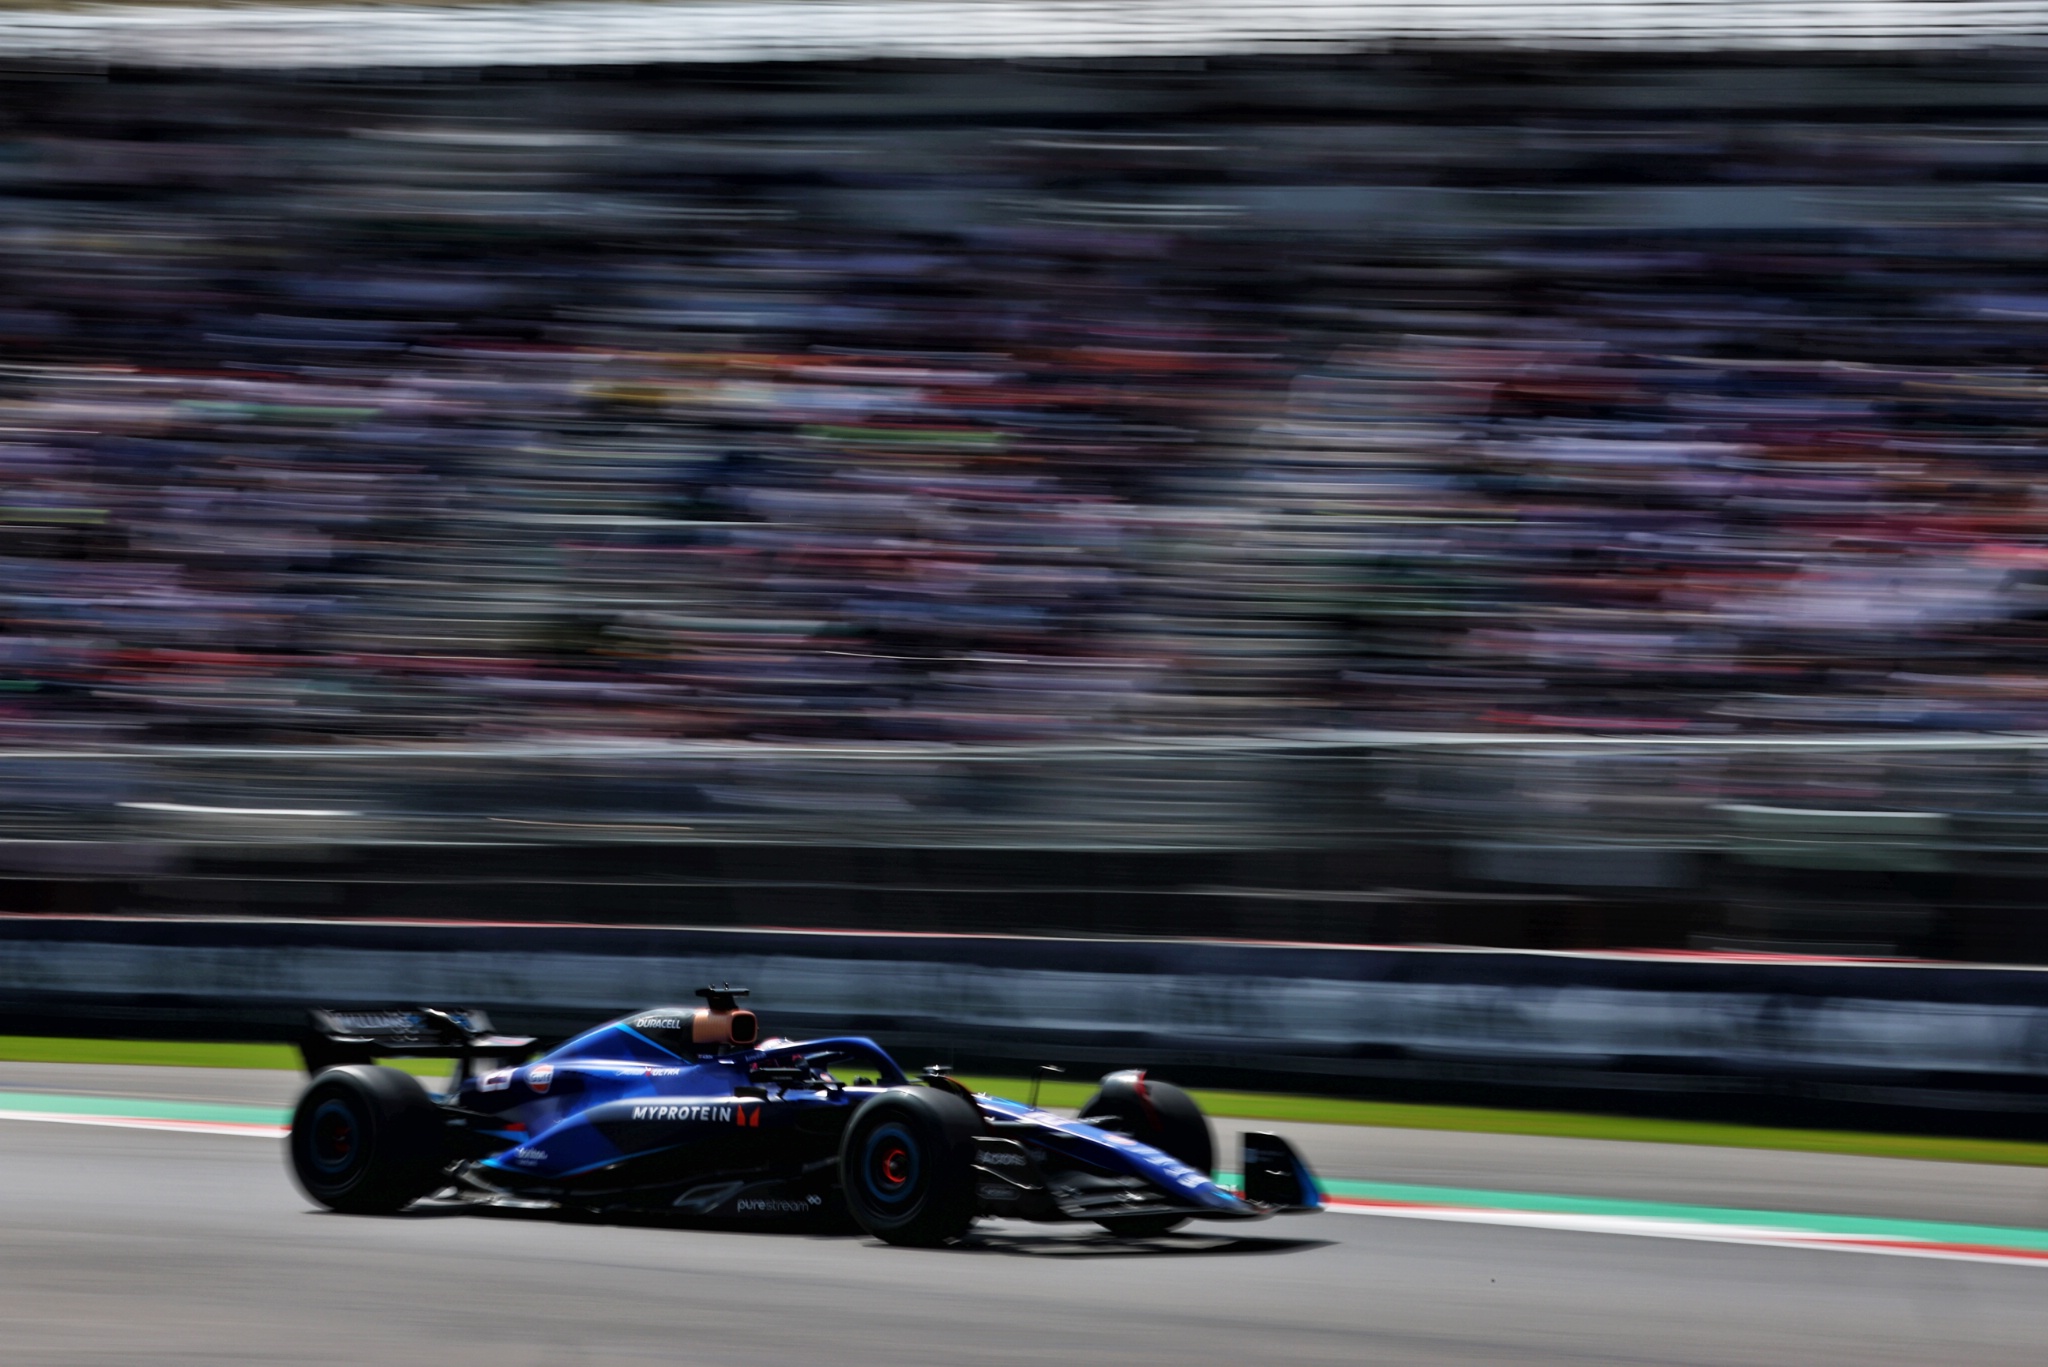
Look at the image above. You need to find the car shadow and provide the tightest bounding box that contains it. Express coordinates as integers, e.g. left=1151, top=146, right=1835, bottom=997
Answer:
left=302, top=1203, right=475, bottom=1220
left=310, top=1203, right=1329, bottom=1256
left=454, top=1201, right=866, bottom=1237
left=949, top=1229, right=1332, bottom=1259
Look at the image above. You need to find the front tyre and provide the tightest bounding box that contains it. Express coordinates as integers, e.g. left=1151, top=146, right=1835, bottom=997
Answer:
left=1078, top=1071, right=1214, bottom=1237
left=839, top=1087, right=979, bottom=1247
left=288, top=1065, right=447, bottom=1214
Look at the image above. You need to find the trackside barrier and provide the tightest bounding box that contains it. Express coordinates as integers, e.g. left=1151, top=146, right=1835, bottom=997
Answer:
left=8, top=916, right=2048, bottom=1135
left=7, top=731, right=2048, bottom=857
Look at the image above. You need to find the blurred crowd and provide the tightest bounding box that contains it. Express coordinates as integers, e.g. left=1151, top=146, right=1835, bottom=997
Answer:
left=6, top=62, right=2048, bottom=744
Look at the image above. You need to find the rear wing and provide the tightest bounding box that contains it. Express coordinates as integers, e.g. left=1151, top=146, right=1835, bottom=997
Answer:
left=300, top=1007, right=536, bottom=1079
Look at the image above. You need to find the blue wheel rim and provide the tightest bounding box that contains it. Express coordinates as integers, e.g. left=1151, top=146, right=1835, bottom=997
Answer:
left=309, top=1097, right=363, bottom=1176
left=859, top=1121, right=921, bottom=1207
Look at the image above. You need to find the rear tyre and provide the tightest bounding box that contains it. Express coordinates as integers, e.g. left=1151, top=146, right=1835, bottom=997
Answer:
left=288, top=1065, right=447, bottom=1214
left=1079, top=1071, right=1213, bottom=1237
left=839, top=1087, right=980, bottom=1247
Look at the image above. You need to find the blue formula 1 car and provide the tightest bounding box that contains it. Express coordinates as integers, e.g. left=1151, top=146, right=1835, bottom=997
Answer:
left=286, top=987, right=1321, bottom=1245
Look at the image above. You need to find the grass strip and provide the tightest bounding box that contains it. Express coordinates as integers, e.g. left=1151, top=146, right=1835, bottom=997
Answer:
left=5, top=1039, right=2046, bottom=1169
left=947, top=1074, right=2048, bottom=1170
left=0, top=1036, right=305, bottom=1069
left=0, top=1036, right=447, bottom=1079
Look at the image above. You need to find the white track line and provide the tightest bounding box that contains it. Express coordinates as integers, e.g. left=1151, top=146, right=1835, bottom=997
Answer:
left=1325, top=1199, right=2048, bottom=1268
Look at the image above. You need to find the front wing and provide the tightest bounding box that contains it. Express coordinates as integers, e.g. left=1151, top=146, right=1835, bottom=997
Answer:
left=971, top=1122, right=1323, bottom=1224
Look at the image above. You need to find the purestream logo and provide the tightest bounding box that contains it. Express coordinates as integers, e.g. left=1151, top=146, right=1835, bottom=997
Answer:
left=737, top=1195, right=822, bottom=1214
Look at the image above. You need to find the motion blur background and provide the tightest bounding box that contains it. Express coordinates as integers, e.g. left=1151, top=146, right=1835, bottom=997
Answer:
left=9, top=4, right=2048, bottom=1117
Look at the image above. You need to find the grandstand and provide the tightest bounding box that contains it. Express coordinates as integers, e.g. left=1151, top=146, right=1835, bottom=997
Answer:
left=0, top=28, right=2046, bottom=953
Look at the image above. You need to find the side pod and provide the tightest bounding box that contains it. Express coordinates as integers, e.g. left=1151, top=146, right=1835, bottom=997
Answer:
left=1241, top=1131, right=1323, bottom=1213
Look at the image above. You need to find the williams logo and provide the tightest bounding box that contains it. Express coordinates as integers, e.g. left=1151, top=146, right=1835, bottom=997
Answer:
left=327, top=1012, right=415, bottom=1033
left=630, top=1103, right=735, bottom=1122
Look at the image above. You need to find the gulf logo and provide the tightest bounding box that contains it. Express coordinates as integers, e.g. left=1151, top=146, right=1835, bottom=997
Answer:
left=527, top=1064, right=554, bottom=1095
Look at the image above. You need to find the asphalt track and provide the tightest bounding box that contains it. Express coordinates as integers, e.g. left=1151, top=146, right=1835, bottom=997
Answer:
left=6, top=1068, right=2048, bottom=1365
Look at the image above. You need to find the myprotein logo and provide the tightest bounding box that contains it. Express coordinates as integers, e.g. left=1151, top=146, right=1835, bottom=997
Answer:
left=630, top=1103, right=736, bottom=1122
